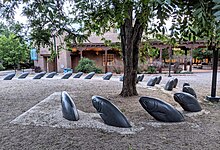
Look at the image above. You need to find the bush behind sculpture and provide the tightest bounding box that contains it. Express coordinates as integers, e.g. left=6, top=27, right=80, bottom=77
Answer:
left=0, top=63, right=5, bottom=71
left=75, top=58, right=102, bottom=73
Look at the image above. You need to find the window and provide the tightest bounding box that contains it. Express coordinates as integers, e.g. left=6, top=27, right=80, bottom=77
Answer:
left=103, top=54, right=114, bottom=66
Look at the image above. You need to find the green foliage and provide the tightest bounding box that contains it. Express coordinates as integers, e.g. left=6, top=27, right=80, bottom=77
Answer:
left=193, top=48, right=212, bottom=60
left=75, top=58, right=102, bottom=73
left=0, top=63, right=5, bottom=71
left=0, top=34, right=29, bottom=69
left=146, top=66, right=157, bottom=74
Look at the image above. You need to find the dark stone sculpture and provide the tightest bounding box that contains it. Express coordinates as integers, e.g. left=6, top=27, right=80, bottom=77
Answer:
left=103, top=72, right=113, bottom=80
left=33, top=72, right=46, bottom=79
left=3, top=73, right=16, bottom=80
left=61, top=91, right=79, bottom=121
left=18, top=72, right=29, bottom=79
left=164, top=79, right=174, bottom=91
left=182, top=86, right=197, bottom=98
left=155, top=76, right=162, bottom=84
left=183, top=82, right=190, bottom=88
left=73, top=72, right=83, bottom=78
left=92, top=95, right=131, bottom=128
left=137, top=74, right=144, bottom=82
left=147, top=77, right=158, bottom=86
left=46, top=72, right=57, bottom=78
left=139, top=96, right=184, bottom=122
left=173, top=78, right=178, bottom=88
left=174, top=92, right=202, bottom=112
left=84, top=72, right=95, bottom=79
left=61, top=72, right=72, bottom=79
left=119, top=75, right=124, bottom=81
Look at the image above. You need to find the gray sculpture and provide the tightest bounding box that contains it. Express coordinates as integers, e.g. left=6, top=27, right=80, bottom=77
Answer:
left=73, top=72, right=83, bottom=78
left=92, top=95, right=131, bottom=128
left=18, top=72, right=29, bottom=79
left=174, top=92, right=202, bottom=112
left=119, top=75, right=124, bottom=81
left=155, top=76, right=162, bottom=84
left=84, top=72, right=95, bottom=79
left=103, top=72, right=113, bottom=80
left=182, top=86, right=197, bottom=98
left=46, top=72, right=57, bottom=78
left=33, top=72, right=46, bottom=79
left=137, top=74, right=144, bottom=82
left=139, top=96, right=184, bottom=122
left=61, top=72, right=72, bottom=79
left=147, top=77, right=158, bottom=86
left=183, top=82, right=190, bottom=88
left=3, top=73, right=16, bottom=80
left=61, top=91, right=79, bottom=121
left=164, top=79, right=174, bottom=91
left=173, top=78, right=178, bottom=88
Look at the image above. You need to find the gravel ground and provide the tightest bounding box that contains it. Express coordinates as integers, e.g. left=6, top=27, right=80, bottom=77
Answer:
left=0, top=72, right=220, bottom=150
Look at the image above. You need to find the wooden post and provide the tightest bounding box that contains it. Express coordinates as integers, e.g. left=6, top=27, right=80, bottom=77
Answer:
left=159, top=48, right=163, bottom=73
left=105, top=49, right=108, bottom=73
left=189, top=45, right=193, bottom=72
left=184, top=48, right=187, bottom=71
left=168, top=46, right=172, bottom=77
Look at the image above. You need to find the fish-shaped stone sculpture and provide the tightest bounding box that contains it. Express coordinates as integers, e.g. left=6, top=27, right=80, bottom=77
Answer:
left=174, top=92, right=202, bottom=112
left=3, top=73, right=16, bottom=80
left=18, top=72, right=29, bottom=79
left=61, top=72, right=72, bottom=79
left=61, top=91, right=79, bottom=121
left=84, top=72, right=95, bottom=79
left=173, top=78, right=178, bottom=88
left=33, top=72, right=46, bottom=79
left=164, top=79, right=174, bottom=91
left=182, top=86, right=197, bottom=98
left=155, top=76, right=162, bottom=84
left=46, top=72, right=57, bottom=78
left=139, top=96, right=184, bottom=122
left=147, top=77, right=158, bottom=86
left=92, top=95, right=131, bottom=128
left=103, top=72, right=113, bottom=80
left=73, top=72, right=83, bottom=78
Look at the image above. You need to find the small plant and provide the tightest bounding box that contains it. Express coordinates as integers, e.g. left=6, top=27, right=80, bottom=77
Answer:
left=0, top=63, right=5, bottom=71
left=75, top=58, right=102, bottom=73
left=147, top=66, right=157, bottom=74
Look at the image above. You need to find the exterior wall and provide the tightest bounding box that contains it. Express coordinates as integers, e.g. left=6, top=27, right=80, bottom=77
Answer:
left=56, top=50, right=72, bottom=72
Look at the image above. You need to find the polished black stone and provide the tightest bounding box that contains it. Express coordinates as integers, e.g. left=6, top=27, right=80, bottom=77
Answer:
left=84, top=72, right=95, bottom=79
left=183, top=82, right=190, bottom=87
left=164, top=79, right=174, bottom=91
left=182, top=86, right=197, bottom=98
left=103, top=72, right=113, bottom=80
left=61, top=72, right=72, bottom=79
left=33, top=72, right=46, bottom=79
left=139, top=96, right=184, bottom=122
left=92, top=95, right=131, bottom=128
left=147, top=77, right=158, bottom=86
left=174, top=92, right=202, bottom=112
left=46, top=72, right=57, bottom=78
left=119, top=75, right=124, bottom=81
left=73, top=72, right=83, bottom=78
left=173, top=78, right=178, bottom=88
left=155, top=76, right=162, bottom=84
left=138, top=74, right=144, bottom=82
left=61, top=91, right=79, bottom=121
left=18, top=72, right=29, bottom=79
left=3, top=73, right=16, bottom=80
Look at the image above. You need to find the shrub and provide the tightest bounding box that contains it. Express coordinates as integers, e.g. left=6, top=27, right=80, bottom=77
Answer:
left=146, top=66, right=157, bottom=74
left=0, top=63, right=5, bottom=71
left=75, top=58, right=102, bottom=73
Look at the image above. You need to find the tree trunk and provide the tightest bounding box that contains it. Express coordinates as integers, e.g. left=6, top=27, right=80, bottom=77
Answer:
left=119, top=15, right=144, bottom=97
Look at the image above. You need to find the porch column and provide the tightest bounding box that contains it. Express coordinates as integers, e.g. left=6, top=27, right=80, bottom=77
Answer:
left=189, top=45, right=193, bottom=72
left=184, top=48, right=187, bottom=71
left=80, top=50, right=83, bottom=59
left=168, top=45, right=172, bottom=77
left=105, top=49, right=108, bottom=73
left=159, top=47, right=163, bottom=73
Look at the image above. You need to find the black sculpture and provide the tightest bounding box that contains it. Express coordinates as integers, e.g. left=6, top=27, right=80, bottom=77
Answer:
left=103, top=72, right=113, bottom=80
left=164, top=79, right=174, bottom=91
left=119, top=75, right=124, bottom=81
left=84, top=72, right=95, bottom=79
left=61, top=72, right=72, bottom=79
left=183, top=82, right=190, bottom=88
left=61, top=91, right=79, bottom=121
left=73, top=72, right=83, bottom=78
left=18, top=72, right=29, bottom=79
left=147, top=77, right=158, bottom=86
left=46, top=72, right=57, bottom=78
left=137, top=74, right=144, bottom=82
left=139, top=96, right=184, bottom=122
left=174, top=92, right=202, bottom=112
left=3, top=73, right=16, bottom=80
left=155, top=76, right=162, bottom=84
left=33, top=72, right=46, bottom=79
left=92, top=95, right=131, bottom=128
left=173, top=78, right=178, bottom=88
left=182, top=86, right=197, bottom=98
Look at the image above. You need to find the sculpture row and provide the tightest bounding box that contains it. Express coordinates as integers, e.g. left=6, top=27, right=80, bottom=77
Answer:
left=2, top=71, right=113, bottom=80
left=61, top=88, right=202, bottom=128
